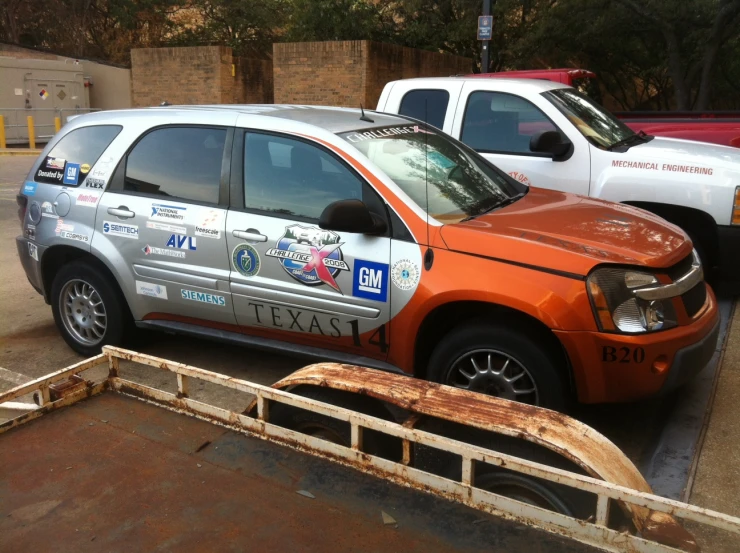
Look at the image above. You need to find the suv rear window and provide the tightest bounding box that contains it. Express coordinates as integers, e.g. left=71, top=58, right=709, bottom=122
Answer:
left=34, top=125, right=122, bottom=186
left=398, top=90, right=450, bottom=130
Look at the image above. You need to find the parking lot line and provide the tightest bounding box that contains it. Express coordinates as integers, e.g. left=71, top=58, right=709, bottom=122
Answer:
left=0, top=366, right=32, bottom=387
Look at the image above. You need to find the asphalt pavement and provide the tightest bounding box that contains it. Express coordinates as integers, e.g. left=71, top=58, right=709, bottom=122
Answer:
left=0, top=156, right=734, bottom=508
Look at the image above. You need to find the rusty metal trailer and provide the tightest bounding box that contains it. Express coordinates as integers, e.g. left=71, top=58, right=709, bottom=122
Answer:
left=1, top=347, right=739, bottom=552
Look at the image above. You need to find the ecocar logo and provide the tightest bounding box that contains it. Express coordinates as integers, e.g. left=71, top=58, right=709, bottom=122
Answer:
left=352, top=259, right=388, bottom=302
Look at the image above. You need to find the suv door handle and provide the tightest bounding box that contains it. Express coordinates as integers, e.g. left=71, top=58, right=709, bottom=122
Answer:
left=233, top=229, right=267, bottom=242
left=107, top=206, right=135, bottom=219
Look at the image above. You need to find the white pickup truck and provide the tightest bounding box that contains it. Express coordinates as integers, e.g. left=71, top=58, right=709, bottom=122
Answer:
left=377, top=77, right=740, bottom=285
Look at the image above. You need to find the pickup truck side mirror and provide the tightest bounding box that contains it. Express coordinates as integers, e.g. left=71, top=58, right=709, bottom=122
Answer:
left=319, top=199, right=387, bottom=235
left=530, top=130, right=573, bottom=161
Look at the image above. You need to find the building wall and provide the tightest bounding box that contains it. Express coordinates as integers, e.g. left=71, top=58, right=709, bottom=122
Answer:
left=273, top=41, right=366, bottom=106
left=130, top=46, right=231, bottom=107
left=81, top=61, right=131, bottom=110
left=273, top=41, right=472, bottom=108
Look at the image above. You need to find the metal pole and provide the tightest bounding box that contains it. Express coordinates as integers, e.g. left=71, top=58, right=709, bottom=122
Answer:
left=481, top=0, right=492, bottom=73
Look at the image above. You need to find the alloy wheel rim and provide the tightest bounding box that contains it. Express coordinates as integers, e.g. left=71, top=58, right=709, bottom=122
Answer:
left=59, top=279, right=107, bottom=346
left=446, top=349, right=539, bottom=405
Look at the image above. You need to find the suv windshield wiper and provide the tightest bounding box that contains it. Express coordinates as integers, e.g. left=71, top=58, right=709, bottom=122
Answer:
left=607, top=130, right=652, bottom=151
left=461, top=192, right=527, bottom=222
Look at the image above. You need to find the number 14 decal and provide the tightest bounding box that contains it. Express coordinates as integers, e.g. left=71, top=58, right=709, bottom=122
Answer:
left=348, top=320, right=389, bottom=353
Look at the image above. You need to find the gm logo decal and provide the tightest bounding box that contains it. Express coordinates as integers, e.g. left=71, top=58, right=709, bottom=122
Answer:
left=352, top=259, right=388, bottom=302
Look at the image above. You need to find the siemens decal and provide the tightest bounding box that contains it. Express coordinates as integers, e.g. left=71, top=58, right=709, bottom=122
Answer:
left=181, top=289, right=226, bottom=306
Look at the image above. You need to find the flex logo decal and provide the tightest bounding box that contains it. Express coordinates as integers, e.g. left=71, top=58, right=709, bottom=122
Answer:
left=85, top=178, right=105, bottom=189
left=63, top=163, right=80, bottom=185
left=181, top=289, right=226, bottom=306
left=233, top=244, right=260, bottom=277
left=166, top=234, right=196, bottom=251
left=266, top=225, right=349, bottom=292
left=391, top=259, right=420, bottom=291
left=103, top=221, right=139, bottom=239
left=353, top=260, right=389, bottom=302
left=151, top=203, right=187, bottom=221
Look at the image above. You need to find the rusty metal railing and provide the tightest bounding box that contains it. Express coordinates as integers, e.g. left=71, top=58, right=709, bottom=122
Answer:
left=1, top=346, right=739, bottom=553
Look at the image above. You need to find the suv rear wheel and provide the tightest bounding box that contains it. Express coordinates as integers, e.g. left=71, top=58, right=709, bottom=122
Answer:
left=51, top=260, right=132, bottom=356
left=426, top=322, right=568, bottom=411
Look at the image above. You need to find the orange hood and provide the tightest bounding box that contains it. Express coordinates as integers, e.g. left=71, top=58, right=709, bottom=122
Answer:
left=440, top=188, right=692, bottom=277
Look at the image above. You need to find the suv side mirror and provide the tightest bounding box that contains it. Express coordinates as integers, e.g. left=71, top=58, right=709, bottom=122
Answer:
left=319, top=199, right=387, bottom=235
left=530, top=130, right=572, bottom=161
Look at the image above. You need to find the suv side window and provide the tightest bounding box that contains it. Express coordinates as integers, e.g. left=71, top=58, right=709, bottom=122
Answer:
left=244, top=132, right=366, bottom=221
left=34, top=125, right=122, bottom=186
left=461, top=91, right=558, bottom=155
left=398, top=89, right=450, bottom=130
left=125, top=126, right=226, bottom=204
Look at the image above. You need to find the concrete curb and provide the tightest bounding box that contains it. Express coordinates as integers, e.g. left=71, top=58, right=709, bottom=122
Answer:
left=0, top=150, right=42, bottom=156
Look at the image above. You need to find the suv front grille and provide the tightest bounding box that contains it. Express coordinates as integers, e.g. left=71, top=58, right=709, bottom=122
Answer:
left=681, top=281, right=707, bottom=318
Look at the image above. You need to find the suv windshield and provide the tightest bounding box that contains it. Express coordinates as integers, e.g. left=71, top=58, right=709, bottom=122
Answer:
left=543, top=88, right=635, bottom=149
left=339, top=124, right=525, bottom=224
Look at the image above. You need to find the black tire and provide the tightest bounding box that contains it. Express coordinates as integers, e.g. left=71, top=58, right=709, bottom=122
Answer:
left=426, top=322, right=568, bottom=411
left=50, top=259, right=133, bottom=356
left=474, top=471, right=576, bottom=516
left=268, top=386, right=402, bottom=461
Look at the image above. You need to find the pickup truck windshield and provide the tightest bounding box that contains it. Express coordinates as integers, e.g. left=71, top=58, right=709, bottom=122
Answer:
left=340, top=124, right=524, bottom=223
left=544, top=88, right=635, bottom=149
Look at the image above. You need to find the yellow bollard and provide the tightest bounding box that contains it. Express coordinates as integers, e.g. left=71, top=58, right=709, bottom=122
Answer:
left=54, top=116, right=61, bottom=133
left=0, top=115, right=5, bottom=149
left=27, top=115, right=35, bottom=149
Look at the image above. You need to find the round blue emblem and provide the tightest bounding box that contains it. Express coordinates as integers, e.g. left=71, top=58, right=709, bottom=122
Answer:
left=232, top=244, right=261, bottom=277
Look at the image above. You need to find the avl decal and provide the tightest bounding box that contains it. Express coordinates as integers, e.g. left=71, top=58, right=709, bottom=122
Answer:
left=266, top=225, right=349, bottom=292
left=166, top=234, right=196, bottom=251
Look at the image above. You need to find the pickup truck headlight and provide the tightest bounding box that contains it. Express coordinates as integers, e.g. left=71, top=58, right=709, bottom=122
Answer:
left=587, top=268, right=678, bottom=333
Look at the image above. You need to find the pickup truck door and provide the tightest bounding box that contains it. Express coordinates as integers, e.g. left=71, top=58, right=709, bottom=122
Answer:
left=225, top=127, right=393, bottom=362
left=378, top=80, right=465, bottom=133
left=449, top=82, right=591, bottom=196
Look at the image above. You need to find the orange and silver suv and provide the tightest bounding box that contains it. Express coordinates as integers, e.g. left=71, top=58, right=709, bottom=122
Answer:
left=16, top=106, right=719, bottom=411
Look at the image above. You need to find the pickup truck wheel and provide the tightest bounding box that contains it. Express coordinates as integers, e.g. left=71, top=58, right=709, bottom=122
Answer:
left=268, top=386, right=402, bottom=461
left=51, top=260, right=131, bottom=357
left=474, top=472, right=575, bottom=516
left=427, top=323, right=567, bottom=411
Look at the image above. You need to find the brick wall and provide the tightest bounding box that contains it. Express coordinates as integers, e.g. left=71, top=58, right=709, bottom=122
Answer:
left=273, top=41, right=472, bottom=107
left=235, top=58, right=274, bottom=104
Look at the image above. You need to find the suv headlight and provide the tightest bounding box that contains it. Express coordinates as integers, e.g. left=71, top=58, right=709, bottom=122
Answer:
left=587, top=267, right=677, bottom=333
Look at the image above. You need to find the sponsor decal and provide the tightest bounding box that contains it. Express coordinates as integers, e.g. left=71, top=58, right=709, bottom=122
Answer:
left=63, top=162, right=80, bottom=185
left=232, top=244, right=261, bottom=277
left=76, top=192, right=100, bottom=207
left=80, top=163, right=91, bottom=174
left=391, top=259, right=420, bottom=291
left=344, top=125, right=434, bottom=143
left=508, top=171, right=531, bottom=186
left=266, top=225, right=349, bottom=292
left=103, top=221, right=139, bottom=239
left=611, top=159, right=714, bottom=176
left=166, top=234, right=196, bottom=251
left=39, top=88, right=49, bottom=100
left=151, top=203, right=187, bottom=221
left=28, top=242, right=39, bottom=261
left=181, top=289, right=226, bottom=306
left=35, top=169, right=63, bottom=182
left=85, top=178, right=105, bottom=189
left=46, top=157, right=65, bottom=170
left=146, top=221, right=187, bottom=234
left=195, top=226, right=220, bottom=239
left=136, top=280, right=168, bottom=300
left=60, top=230, right=89, bottom=243
left=352, top=259, right=389, bottom=302
left=23, top=181, right=37, bottom=196
left=142, top=245, right=186, bottom=258
left=41, top=201, right=54, bottom=213
left=55, top=219, right=74, bottom=233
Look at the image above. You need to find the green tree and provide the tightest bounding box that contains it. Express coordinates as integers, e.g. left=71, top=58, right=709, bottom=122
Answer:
left=284, top=0, right=395, bottom=42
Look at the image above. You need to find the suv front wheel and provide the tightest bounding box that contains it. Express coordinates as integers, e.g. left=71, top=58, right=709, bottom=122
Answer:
left=51, top=260, right=132, bottom=356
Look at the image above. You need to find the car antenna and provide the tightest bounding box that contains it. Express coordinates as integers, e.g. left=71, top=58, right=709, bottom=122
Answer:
left=359, top=104, right=374, bottom=123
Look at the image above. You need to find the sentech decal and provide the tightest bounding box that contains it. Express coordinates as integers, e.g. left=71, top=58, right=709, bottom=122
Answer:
left=166, top=234, right=196, bottom=251
left=181, top=289, right=226, bottom=306
left=151, top=203, right=187, bottom=221
left=353, top=259, right=389, bottom=302
left=266, top=225, right=349, bottom=292
left=142, top=245, right=186, bottom=259
left=103, top=221, right=139, bottom=239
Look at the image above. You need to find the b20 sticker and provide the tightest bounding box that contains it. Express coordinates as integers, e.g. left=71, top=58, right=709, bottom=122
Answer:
left=602, top=346, right=645, bottom=363
left=233, top=244, right=260, bottom=277
left=266, top=225, right=349, bottom=293
left=391, top=259, right=420, bottom=291
left=353, top=259, right=388, bottom=302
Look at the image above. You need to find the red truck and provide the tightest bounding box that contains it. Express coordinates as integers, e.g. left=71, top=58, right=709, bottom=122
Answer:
left=470, top=69, right=740, bottom=148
